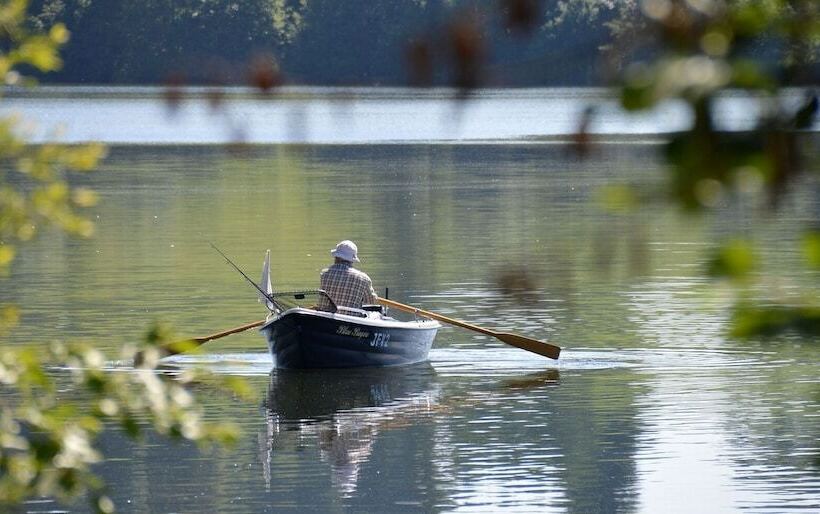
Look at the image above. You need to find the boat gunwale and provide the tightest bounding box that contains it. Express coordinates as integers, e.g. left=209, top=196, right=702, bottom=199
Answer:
left=260, top=306, right=442, bottom=332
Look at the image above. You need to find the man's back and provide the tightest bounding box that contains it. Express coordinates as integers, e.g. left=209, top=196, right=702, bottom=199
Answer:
left=318, top=262, right=377, bottom=312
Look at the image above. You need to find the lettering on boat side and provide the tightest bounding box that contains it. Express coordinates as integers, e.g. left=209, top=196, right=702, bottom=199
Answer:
left=370, top=332, right=390, bottom=349
left=337, top=325, right=370, bottom=338
left=335, top=325, right=390, bottom=348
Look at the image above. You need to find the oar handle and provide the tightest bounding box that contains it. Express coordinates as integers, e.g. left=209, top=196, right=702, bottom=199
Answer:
left=378, top=298, right=496, bottom=336
left=136, top=319, right=267, bottom=365
left=192, top=319, right=266, bottom=343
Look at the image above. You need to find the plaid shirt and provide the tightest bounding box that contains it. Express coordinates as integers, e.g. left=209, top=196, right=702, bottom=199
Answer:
left=318, top=262, right=377, bottom=312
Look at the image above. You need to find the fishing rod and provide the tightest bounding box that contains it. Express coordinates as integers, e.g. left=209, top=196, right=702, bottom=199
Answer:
left=209, top=242, right=283, bottom=312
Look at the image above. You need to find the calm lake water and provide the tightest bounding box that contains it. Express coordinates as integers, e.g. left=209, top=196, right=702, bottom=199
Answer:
left=2, top=88, right=819, bottom=513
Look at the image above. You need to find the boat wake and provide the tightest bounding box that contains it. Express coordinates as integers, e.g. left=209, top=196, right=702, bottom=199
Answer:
left=158, top=353, right=273, bottom=375
left=149, top=345, right=775, bottom=377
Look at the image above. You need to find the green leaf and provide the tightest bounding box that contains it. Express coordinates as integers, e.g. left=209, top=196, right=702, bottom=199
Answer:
left=62, top=144, right=107, bottom=171
left=595, top=184, right=640, bottom=213
left=803, top=231, right=820, bottom=269
left=94, top=494, right=115, bottom=514
left=49, top=24, right=70, bottom=45
left=29, top=433, right=60, bottom=463
left=620, top=82, right=655, bottom=111
left=731, top=303, right=820, bottom=338
left=14, top=37, right=62, bottom=72
left=706, top=239, right=757, bottom=279
left=0, top=305, right=19, bottom=334
left=0, top=246, right=15, bottom=267
left=732, top=1, right=776, bottom=36
left=221, top=376, right=254, bottom=401
left=731, top=59, right=775, bottom=90
left=71, top=188, right=99, bottom=208
left=120, top=416, right=141, bottom=439
left=143, top=321, right=176, bottom=347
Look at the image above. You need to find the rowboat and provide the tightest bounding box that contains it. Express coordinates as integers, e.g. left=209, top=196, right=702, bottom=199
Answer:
left=144, top=247, right=559, bottom=368
left=251, top=249, right=438, bottom=368
left=260, top=301, right=440, bottom=369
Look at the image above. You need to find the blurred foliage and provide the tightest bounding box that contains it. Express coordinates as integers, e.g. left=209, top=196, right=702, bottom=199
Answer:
left=706, top=238, right=757, bottom=280
left=541, top=0, right=820, bottom=338
left=616, top=0, right=819, bottom=209
left=0, top=326, right=247, bottom=513
left=1, top=2, right=249, bottom=511
left=594, top=183, right=642, bottom=214
left=730, top=302, right=820, bottom=337
left=614, top=0, right=819, bottom=338
left=0, top=0, right=105, bottom=275
left=804, top=229, right=820, bottom=269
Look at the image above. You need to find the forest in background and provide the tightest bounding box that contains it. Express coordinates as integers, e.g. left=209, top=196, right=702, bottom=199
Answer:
left=28, top=0, right=615, bottom=86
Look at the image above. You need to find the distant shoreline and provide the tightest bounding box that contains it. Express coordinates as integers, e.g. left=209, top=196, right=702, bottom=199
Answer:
left=3, top=85, right=618, bottom=101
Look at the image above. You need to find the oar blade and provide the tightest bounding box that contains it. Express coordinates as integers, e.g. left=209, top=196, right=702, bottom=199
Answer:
left=496, top=332, right=561, bottom=360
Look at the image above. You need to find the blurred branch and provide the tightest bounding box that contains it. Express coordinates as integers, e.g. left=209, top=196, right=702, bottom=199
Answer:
left=1, top=2, right=250, bottom=511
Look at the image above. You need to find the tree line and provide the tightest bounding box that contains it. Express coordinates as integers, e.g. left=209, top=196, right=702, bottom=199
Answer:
left=28, top=0, right=613, bottom=86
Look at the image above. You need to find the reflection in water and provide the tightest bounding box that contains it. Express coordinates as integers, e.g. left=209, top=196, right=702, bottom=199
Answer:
left=260, top=363, right=441, bottom=497
left=499, top=368, right=560, bottom=390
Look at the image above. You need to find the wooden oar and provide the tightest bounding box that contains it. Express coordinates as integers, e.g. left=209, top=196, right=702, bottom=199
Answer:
left=135, top=319, right=266, bottom=365
left=378, top=298, right=561, bottom=360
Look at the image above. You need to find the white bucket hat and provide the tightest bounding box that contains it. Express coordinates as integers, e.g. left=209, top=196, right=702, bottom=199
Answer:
left=331, top=240, right=360, bottom=262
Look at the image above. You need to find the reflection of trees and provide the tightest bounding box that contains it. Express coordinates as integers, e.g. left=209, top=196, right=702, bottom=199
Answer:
left=551, top=370, right=644, bottom=513
left=433, top=367, right=643, bottom=513
left=719, top=348, right=820, bottom=509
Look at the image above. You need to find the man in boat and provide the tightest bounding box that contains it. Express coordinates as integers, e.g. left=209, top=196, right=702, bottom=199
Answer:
left=317, top=240, right=378, bottom=312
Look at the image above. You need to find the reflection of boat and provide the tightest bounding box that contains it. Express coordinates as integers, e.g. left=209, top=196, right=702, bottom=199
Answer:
left=260, top=295, right=440, bottom=369
left=260, top=363, right=440, bottom=496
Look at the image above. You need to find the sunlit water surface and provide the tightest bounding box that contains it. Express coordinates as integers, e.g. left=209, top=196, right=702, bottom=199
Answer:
left=2, top=88, right=818, bottom=513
